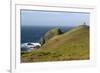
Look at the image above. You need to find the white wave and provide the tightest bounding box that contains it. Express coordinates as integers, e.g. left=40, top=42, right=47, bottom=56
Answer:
left=21, top=42, right=41, bottom=51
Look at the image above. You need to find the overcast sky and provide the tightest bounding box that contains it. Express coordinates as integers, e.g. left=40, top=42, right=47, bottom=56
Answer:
left=21, top=10, right=90, bottom=27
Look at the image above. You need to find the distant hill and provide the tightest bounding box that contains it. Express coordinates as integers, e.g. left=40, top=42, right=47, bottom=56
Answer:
left=21, top=25, right=89, bottom=62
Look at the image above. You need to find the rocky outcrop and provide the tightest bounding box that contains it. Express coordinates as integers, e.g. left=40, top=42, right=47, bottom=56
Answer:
left=39, top=28, right=62, bottom=45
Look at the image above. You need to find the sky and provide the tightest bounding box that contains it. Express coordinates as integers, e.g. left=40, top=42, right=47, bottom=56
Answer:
left=21, top=9, right=90, bottom=27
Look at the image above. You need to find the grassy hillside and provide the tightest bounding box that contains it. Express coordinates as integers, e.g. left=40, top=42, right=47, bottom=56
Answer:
left=21, top=25, right=89, bottom=62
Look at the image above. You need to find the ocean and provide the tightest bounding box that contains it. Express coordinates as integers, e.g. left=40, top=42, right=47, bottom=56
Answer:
left=21, top=26, right=72, bottom=43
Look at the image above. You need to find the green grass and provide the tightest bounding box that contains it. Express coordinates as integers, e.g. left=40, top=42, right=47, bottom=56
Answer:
left=21, top=25, right=89, bottom=63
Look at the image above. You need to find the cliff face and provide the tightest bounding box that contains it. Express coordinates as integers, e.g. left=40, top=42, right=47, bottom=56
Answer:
left=39, top=28, right=62, bottom=45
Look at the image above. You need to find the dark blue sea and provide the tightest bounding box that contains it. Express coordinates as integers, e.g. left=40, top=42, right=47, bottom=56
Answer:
left=21, top=26, right=72, bottom=43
